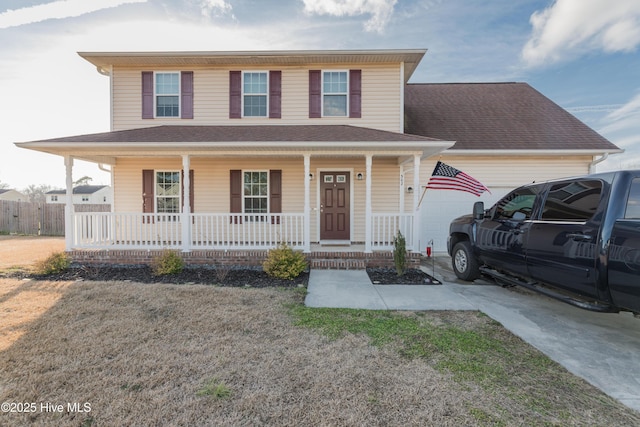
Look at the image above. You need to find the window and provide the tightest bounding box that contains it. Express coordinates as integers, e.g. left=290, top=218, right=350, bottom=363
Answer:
left=494, top=186, right=539, bottom=220
left=156, top=171, right=181, bottom=213
left=541, top=180, right=602, bottom=222
left=82, top=196, right=89, bottom=202
left=51, top=195, right=58, bottom=202
left=323, top=71, right=348, bottom=116
left=625, top=178, right=640, bottom=219
left=155, top=73, right=180, bottom=117
left=243, top=72, right=267, bottom=117
left=244, top=171, right=268, bottom=214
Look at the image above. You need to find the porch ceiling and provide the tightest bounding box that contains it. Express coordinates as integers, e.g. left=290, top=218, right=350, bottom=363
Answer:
left=16, top=125, right=456, bottom=165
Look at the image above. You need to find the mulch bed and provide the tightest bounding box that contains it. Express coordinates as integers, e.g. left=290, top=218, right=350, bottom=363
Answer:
left=17, top=265, right=439, bottom=287
left=366, top=267, right=440, bottom=285
left=28, top=265, right=309, bottom=288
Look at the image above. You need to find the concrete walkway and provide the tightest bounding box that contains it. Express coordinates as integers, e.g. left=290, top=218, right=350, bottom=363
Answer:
left=305, top=258, right=640, bottom=412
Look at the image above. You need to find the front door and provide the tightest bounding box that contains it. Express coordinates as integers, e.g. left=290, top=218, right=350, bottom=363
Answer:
left=320, top=172, right=350, bottom=241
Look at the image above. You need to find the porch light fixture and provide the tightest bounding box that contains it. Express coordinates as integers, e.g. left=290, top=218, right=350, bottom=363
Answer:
left=309, top=173, right=314, bottom=180
left=357, top=172, right=363, bottom=180
left=407, top=186, right=414, bottom=193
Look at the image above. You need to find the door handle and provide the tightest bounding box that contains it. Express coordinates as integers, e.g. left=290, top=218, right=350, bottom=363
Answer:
left=567, top=233, right=592, bottom=242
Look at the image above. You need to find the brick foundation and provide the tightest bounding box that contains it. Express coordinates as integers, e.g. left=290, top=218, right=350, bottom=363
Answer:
left=68, top=249, right=421, bottom=269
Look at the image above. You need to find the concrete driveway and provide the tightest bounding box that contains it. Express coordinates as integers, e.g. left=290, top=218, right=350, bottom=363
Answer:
left=305, top=256, right=640, bottom=412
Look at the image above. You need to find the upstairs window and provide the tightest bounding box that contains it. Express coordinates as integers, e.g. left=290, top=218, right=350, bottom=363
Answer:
left=243, top=72, right=268, bottom=117
left=323, top=71, right=348, bottom=116
left=155, top=73, right=180, bottom=117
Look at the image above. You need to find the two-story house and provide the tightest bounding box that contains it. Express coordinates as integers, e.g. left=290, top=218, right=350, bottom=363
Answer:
left=16, top=49, right=619, bottom=265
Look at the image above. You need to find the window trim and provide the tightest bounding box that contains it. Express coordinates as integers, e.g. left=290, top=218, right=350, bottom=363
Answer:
left=322, top=70, right=349, bottom=117
left=242, top=71, right=269, bottom=118
left=155, top=170, right=182, bottom=214
left=154, top=71, right=181, bottom=118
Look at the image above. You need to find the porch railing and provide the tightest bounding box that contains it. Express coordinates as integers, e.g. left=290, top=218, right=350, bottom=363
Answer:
left=72, top=212, right=415, bottom=251
left=72, top=212, right=306, bottom=250
left=371, top=213, right=414, bottom=250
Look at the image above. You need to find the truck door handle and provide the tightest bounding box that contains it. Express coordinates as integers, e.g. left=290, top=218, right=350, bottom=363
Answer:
left=567, top=233, right=592, bottom=242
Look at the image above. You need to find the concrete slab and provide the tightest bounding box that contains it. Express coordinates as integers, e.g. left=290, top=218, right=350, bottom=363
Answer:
left=373, top=284, right=477, bottom=311
left=305, top=269, right=387, bottom=310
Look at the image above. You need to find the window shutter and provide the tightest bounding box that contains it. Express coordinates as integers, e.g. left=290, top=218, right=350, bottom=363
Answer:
left=142, top=169, right=154, bottom=223
left=309, top=70, right=321, bottom=118
left=349, top=69, right=362, bottom=118
left=181, top=71, right=194, bottom=119
left=142, top=72, right=154, bottom=119
left=270, top=169, right=282, bottom=224
left=229, top=71, right=242, bottom=119
left=181, top=170, right=195, bottom=213
left=269, top=70, right=282, bottom=119
left=230, top=170, right=242, bottom=223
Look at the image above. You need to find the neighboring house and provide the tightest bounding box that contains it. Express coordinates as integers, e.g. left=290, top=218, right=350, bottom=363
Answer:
left=46, top=185, right=112, bottom=205
left=0, top=189, right=26, bottom=202
left=16, top=49, right=620, bottom=263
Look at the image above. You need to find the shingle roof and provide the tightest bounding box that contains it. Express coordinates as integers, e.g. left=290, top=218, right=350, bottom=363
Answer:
left=404, top=82, right=619, bottom=151
left=31, top=125, right=441, bottom=144
left=47, top=185, right=108, bottom=195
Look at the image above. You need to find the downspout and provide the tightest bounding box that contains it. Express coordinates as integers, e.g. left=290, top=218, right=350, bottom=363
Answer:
left=589, top=153, right=609, bottom=174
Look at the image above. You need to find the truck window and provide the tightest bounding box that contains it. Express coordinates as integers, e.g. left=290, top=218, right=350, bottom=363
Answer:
left=494, top=187, right=538, bottom=220
left=541, top=180, right=602, bottom=222
left=625, top=178, right=640, bottom=219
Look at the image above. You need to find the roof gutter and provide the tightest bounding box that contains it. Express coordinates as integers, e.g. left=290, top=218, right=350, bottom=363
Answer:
left=443, top=148, right=624, bottom=156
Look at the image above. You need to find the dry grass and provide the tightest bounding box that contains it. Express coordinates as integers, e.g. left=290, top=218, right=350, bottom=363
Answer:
left=1, top=237, right=638, bottom=425
left=0, top=279, right=638, bottom=426
left=0, top=236, right=64, bottom=271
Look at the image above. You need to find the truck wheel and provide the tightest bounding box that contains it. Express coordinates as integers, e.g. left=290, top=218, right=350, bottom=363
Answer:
left=452, top=241, right=480, bottom=281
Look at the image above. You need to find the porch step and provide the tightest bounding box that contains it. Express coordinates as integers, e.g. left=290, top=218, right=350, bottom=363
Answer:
left=309, top=259, right=367, bottom=270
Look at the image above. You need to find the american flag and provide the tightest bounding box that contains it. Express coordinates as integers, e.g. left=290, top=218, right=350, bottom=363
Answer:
left=426, top=161, right=490, bottom=196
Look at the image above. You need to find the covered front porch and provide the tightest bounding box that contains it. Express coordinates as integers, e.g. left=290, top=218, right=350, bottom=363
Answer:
left=17, top=125, right=454, bottom=257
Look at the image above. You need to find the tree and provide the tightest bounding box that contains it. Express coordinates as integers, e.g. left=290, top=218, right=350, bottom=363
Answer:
left=23, top=184, right=59, bottom=203
left=0, top=179, right=9, bottom=190
left=74, top=176, right=93, bottom=186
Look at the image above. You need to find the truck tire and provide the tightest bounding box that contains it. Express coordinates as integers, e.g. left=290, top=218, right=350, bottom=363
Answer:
left=452, top=241, right=480, bottom=281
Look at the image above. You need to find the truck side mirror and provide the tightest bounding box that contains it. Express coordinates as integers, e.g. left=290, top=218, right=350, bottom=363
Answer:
left=473, top=201, right=485, bottom=220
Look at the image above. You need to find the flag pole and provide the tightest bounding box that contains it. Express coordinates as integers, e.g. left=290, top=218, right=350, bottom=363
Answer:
left=416, top=185, right=428, bottom=209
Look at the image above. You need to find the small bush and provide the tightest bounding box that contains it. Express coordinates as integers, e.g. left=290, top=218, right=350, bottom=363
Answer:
left=393, top=231, right=407, bottom=276
left=263, top=243, right=308, bottom=280
left=151, top=250, right=184, bottom=276
left=35, top=251, right=71, bottom=275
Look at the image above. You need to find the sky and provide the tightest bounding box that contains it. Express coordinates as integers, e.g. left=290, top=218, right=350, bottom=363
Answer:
left=1, top=0, right=639, bottom=190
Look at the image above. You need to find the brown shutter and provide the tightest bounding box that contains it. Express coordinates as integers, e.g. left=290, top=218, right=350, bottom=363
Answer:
left=349, top=69, right=362, bottom=118
left=142, top=169, right=154, bottom=223
left=309, top=70, right=321, bottom=118
left=181, top=170, right=194, bottom=213
left=181, top=71, right=194, bottom=119
left=142, top=72, right=154, bottom=119
left=229, top=71, right=242, bottom=119
left=230, top=170, right=242, bottom=223
left=269, top=70, right=282, bottom=119
left=270, top=170, right=282, bottom=224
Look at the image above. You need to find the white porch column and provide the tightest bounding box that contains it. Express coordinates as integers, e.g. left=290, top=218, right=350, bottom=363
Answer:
left=365, top=154, right=373, bottom=253
left=399, top=164, right=405, bottom=213
left=64, top=156, right=74, bottom=251
left=413, top=154, right=421, bottom=253
left=182, top=154, right=191, bottom=252
left=303, top=154, right=311, bottom=253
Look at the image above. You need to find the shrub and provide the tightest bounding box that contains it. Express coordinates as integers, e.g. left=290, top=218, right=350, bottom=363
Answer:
left=263, top=243, right=308, bottom=280
left=151, top=250, right=184, bottom=276
left=35, top=251, right=71, bottom=275
left=393, top=230, right=407, bottom=276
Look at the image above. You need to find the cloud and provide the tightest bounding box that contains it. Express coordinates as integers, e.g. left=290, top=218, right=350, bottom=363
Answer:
left=196, top=0, right=233, bottom=19
left=522, top=0, right=640, bottom=67
left=302, top=0, right=397, bottom=33
left=0, top=0, right=148, bottom=29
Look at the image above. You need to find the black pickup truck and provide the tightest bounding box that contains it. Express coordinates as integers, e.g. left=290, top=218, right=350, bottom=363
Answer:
left=448, top=170, right=640, bottom=314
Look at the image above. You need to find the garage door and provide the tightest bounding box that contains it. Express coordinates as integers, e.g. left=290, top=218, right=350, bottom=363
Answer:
left=419, top=187, right=512, bottom=253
